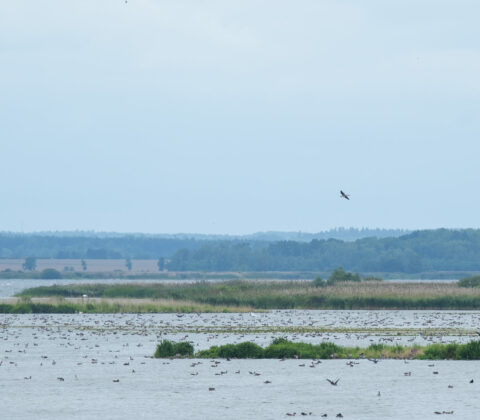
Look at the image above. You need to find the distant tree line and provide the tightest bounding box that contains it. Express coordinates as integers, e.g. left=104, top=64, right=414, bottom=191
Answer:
left=166, top=229, right=480, bottom=273
left=0, top=235, right=210, bottom=259
left=4, top=229, right=480, bottom=274
left=0, top=228, right=409, bottom=259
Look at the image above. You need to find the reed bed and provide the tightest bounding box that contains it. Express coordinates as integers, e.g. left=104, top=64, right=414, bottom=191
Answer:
left=315, top=282, right=480, bottom=298
left=17, top=280, right=480, bottom=310
left=0, top=296, right=254, bottom=314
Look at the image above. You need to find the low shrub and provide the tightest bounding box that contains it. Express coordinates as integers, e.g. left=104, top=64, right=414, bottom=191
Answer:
left=197, top=342, right=264, bottom=358
left=312, top=277, right=325, bottom=287
left=264, top=342, right=301, bottom=359
left=173, top=341, right=195, bottom=357
left=219, top=342, right=264, bottom=358
left=458, top=276, right=480, bottom=288
left=197, top=346, right=220, bottom=358
left=456, top=340, right=480, bottom=360
left=327, top=267, right=361, bottom=285
left=264, top=340, right=342, bottom=359
left=154, top=340, right=194, bottom=358
left=40, top=268, right=62, bottom=279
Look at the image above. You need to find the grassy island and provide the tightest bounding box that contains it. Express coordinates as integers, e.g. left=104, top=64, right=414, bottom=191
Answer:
left=14, top=280, right=480, bottom=311
left=154, top=339, right=480, bottom=360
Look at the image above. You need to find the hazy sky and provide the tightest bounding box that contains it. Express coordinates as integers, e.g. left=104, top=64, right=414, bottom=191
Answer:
left=1, top=1, right=479, bottom=234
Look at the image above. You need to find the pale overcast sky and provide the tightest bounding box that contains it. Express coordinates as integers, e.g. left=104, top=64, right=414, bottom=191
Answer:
left=1, top=1, right=479, bottom=234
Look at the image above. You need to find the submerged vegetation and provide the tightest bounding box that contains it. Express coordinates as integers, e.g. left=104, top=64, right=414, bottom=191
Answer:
left=154, top=339, right=480, bottom=360
left=17, top=280, right=480, bottom=310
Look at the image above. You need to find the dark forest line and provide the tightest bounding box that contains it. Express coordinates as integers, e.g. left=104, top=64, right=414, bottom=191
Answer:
left=166, top=229, right=480, bottom=273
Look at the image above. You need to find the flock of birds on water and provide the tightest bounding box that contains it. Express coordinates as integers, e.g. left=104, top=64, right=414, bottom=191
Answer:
left=2, top=310, right=480, bottom=418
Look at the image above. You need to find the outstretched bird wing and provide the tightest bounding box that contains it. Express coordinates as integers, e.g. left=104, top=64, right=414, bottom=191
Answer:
left=326, top=378, right=340, bottom=385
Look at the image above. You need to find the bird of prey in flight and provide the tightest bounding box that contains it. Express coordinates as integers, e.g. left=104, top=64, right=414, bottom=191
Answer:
left=340, top=190, right=350, bottom=200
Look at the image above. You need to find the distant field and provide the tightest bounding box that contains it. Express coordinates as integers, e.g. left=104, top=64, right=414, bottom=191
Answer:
left=0, top=259, right=160, bottom=273
left=0, top=260, right=325, bottom=279
left=2, top=259, right=477, bottom=281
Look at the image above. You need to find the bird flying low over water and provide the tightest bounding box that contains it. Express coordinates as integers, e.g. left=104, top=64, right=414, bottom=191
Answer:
left=340, top=190, right=350, bottom=200
left=326, top=378, right=340, bottom=386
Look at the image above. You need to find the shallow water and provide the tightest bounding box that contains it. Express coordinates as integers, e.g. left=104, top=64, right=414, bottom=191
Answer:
left=5, top=309, right=480, bottom=330
left=1, top=312, right=480, bottom=419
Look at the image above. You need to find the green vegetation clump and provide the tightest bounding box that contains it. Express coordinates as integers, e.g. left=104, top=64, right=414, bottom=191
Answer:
left=198, top=340, right=344, bottom=359
left=197, top=341, right=264, bottom=358
left=312, top=276, right=325, bottom=287
left=154, top=340, right=194, bottom=358
left=158, top=339, right=480, bottom=360
left=313, top=271, right=381, bottom=287
left=265, top=341, right=342, bottom=359
left=458, top=275, right=480, bottom=288
left=327, top=267, right=360, bottom=285
left=22, top=257, right=37, bottom=271
left=421, top=341, right=480, bottom=360
left=422, top=343, right=459, bottom=360
left=217, top=342, right=264, bottom=358
left=455, top=340, right=480, bottom=360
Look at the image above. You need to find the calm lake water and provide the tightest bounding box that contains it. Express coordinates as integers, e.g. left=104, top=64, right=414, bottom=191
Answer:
left=2, top=311, right=480, bottom=419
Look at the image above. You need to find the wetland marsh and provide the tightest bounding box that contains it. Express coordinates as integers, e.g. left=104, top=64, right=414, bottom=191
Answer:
left=3, top=281, right=480, bottom=418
